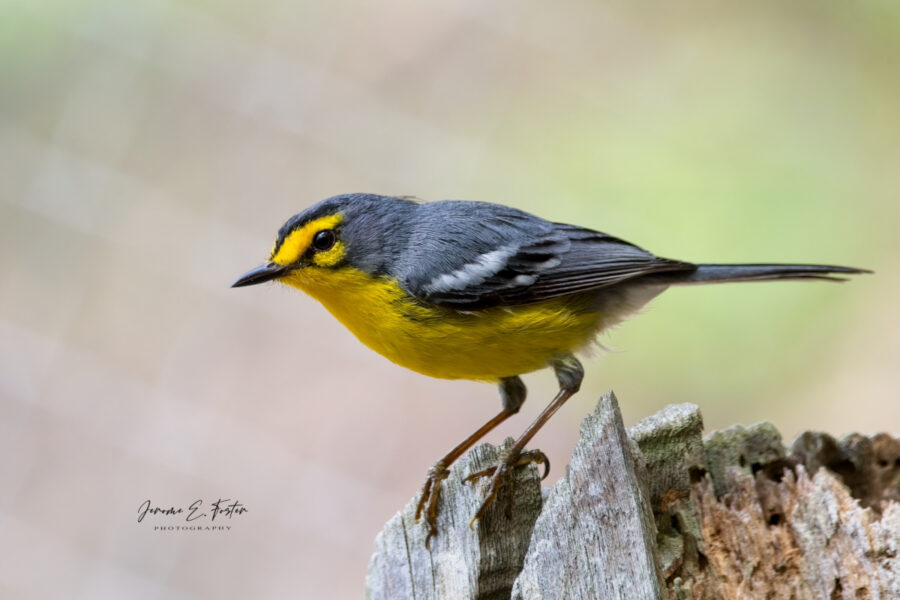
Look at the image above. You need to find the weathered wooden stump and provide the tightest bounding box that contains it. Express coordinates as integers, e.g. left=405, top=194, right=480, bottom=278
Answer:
left=366, top=392, right=900, bottom=599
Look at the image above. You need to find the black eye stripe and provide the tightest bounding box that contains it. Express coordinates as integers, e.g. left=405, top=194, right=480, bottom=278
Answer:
left=312, top=229, right=337, bottom=252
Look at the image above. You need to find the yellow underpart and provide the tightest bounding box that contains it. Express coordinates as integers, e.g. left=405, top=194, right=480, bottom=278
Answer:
left=271, top=214, right=344, bottom=266
left=280, top=266, right=604, bottom=382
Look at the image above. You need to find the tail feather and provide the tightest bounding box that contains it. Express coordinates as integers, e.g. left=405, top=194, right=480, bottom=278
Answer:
left=660, top=263, right=871, bottom=285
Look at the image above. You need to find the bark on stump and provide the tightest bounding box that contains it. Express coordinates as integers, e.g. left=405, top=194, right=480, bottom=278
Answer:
left=367, top=392, right=900, bottom=599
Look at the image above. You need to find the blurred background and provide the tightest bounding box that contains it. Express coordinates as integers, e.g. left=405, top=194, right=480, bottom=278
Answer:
left=1, top=0, right=897, bottom=597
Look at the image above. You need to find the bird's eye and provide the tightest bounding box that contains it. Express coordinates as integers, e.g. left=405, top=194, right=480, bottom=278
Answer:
left=312, top=229, right=337, bottom=251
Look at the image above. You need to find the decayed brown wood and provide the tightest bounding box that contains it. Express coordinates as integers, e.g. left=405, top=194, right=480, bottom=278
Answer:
left=366, top=393, right=900, bottom=600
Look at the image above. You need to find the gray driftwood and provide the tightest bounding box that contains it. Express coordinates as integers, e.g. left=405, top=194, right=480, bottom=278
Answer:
left=511, top=392, right=664, bottom=599
left=367, top=440, right=543, bottom=600
left=366, top=392, right=900, bottom=599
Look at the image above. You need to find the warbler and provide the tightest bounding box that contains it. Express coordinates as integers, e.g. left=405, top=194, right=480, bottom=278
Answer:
left=232, top=192, right=867, bottom=546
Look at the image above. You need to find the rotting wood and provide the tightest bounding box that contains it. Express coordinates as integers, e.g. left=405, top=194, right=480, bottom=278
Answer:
left=367, top=393, right=900, bottom=600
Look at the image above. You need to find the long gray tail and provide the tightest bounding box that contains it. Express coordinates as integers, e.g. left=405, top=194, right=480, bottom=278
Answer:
left=660, top=263, right=871, bottom=285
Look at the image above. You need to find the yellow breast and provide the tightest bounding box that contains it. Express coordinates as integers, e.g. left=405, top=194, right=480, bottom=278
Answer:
left=280, top=266, right=604, bottom=382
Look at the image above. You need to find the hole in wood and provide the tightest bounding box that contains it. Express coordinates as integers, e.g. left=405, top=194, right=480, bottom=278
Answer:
left=671, top=513, right=682, bottom=534
left=689, top=467, right=706, bottom=483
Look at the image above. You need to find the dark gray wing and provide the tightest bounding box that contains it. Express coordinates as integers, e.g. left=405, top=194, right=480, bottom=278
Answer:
left=400, top=202, right=696, bottom=310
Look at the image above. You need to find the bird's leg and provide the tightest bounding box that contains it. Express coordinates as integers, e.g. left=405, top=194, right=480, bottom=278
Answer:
left=465, top=355, right=584, bottom=526
left=415, top=376, right=526, bottom=549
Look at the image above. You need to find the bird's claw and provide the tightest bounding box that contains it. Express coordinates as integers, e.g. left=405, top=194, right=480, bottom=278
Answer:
left=464, top=448, right=550, bottom=529
left=415, top=461, right=450, bottom=550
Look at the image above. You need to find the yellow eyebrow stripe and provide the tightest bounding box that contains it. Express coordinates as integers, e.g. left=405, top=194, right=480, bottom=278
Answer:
left=270, top=214, right=343, bottom=266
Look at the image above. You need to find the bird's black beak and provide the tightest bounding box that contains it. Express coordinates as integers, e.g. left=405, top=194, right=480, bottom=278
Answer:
left=231, top=262, right=288, bottom=288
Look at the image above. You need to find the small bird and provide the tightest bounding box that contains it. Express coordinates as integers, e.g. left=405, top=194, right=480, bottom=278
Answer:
left=233, top=193, right=867, bottom=547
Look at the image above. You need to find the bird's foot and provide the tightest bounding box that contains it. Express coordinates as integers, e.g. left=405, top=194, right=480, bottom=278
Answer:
left=464, top=448, right=550, bottom=527
left=414, top=460, right=451, bottom=550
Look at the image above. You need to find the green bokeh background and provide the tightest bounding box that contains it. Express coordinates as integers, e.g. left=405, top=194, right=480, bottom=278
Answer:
left=1, top=1, right=896, bottom=598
